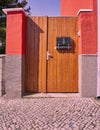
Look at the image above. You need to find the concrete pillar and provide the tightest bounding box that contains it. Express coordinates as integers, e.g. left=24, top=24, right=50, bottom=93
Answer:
left=78, top=7, right=97, bottom=97
left=3, top=8, right=26, bottom=98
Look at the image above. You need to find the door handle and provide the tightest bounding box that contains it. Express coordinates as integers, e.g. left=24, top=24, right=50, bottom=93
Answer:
left=46, top=51, right=51, bottom=60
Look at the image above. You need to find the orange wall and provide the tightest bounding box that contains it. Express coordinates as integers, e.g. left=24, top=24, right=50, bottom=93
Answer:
left=6, top=11, right=26, bottom=54
left=60, top=0, right=93, bottom=16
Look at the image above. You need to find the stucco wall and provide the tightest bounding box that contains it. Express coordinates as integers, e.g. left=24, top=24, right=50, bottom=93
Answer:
left=60, top=0, right=93, bottom=16
left=4, top=9, right=26, bottom=98
left=5, top=55, right=23, bottom=98
left=78, top=0, right=98, bottom=97
left=78, top=11, right=97, bottom=54
left=6, top=11, right=25, bottom=54
left=0, top=55, right=5, bottom=97
left=79, top=55, right=97, bottom=97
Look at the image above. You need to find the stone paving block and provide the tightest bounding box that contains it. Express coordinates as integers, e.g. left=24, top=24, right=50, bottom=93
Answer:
left=0, top=96, right=100, bottom=130
left=0, top=59, right=2, bottom=69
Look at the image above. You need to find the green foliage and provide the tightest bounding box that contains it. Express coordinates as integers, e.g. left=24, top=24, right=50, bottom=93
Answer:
left=0, top=18, right=6, bottom=44
left=0, top=0, right=30, bottom=16
left=0, top=45, right=5, bottom=54
left=0, top=0, right=31, bottom=54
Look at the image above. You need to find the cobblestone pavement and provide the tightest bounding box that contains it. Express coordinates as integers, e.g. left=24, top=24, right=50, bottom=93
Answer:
left=0, top=95, right=100, bottom=130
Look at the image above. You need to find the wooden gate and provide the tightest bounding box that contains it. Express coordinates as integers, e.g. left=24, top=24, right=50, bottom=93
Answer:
left=25, top=16, right=78, bottom=93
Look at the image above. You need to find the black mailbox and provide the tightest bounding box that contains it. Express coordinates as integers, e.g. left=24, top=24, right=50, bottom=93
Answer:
left=56, top=37, right=72, bottom=50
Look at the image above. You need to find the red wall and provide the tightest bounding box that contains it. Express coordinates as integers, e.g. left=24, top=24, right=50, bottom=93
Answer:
left=78, top=12, right=97, bottom=54
left=60, top=0, right=93, bottom=16
left=92, top=0, right=98, bottom=54
left=60, top=0, right=97, bottom=54
left=78, top=0, right=97, bottom=54
left=6, top=11, right=26, bottom=54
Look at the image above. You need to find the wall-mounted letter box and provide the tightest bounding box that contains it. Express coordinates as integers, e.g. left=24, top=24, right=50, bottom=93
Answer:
left=56, top=37, right=72, bottom=50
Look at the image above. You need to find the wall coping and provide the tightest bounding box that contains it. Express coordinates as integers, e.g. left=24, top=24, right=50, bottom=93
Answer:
left=0, top=55, right=6, bottom=58
left=3, top=8, right=26, bottom=15
left=77, top=9, right=93, bottom=16
left=79, top=54, right=97, bottom=55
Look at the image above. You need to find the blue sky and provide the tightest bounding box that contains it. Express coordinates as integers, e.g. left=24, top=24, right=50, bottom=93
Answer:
left=27, top=0, right=60, bottom=16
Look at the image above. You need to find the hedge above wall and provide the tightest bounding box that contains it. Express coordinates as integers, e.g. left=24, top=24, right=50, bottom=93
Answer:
left=0, top=45, right=5, bottom=54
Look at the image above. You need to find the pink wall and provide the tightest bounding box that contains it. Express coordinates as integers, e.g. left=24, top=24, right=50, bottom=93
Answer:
left=60, top=0, right=93, bottom=16
left=6, top=11, right=26, bottom=54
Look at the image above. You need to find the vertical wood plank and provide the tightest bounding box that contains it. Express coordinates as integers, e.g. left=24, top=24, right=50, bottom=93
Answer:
left=25, top=16, right=47, bottom=93
left=47, top=17, right=53, bottom=92
left=41, top=17, right=47, bottom=92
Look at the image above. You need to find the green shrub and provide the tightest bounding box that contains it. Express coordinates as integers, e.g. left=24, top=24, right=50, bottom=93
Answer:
left=0, top=45, right=5, bottom=54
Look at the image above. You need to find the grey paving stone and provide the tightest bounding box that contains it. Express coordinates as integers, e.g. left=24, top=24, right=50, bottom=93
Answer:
left=0, top=95, right=100, bottom=130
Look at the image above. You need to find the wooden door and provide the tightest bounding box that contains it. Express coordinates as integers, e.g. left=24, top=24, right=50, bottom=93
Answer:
left=47, top=17, right=78, bottom=92
left=25, top=16, right=78, bottom=93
